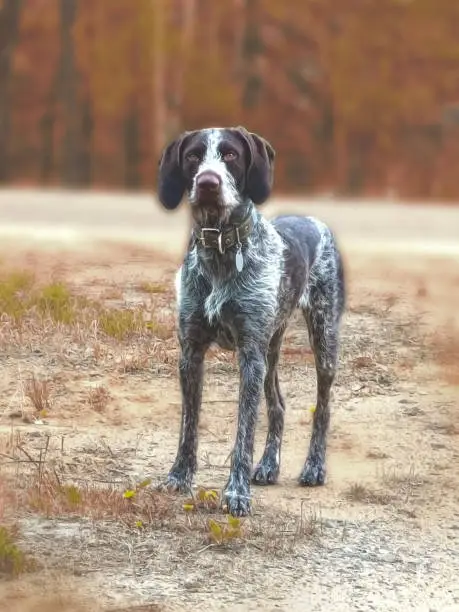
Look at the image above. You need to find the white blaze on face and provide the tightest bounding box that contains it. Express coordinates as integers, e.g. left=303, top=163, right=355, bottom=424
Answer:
left=190, top=128, right=240, bottom=208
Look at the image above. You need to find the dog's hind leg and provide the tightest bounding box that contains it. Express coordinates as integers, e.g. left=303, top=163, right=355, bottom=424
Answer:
left=299, top=250, right=344, bottom=486
left=252, top=328, right=286, bottom=485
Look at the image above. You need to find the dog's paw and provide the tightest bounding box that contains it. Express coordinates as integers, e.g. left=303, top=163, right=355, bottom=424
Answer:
left=223, top=488, right=252, bottom=517
left=158, top=472, right=192, bottom=494
left=298, top=460, right=326, bottom=487
left=252, top=458, right=279, bottom=486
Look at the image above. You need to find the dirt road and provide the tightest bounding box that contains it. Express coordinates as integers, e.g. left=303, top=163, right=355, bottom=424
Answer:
left=0, top=189, right=458, bottom=611
left=1, top=188, right=459, bottom=256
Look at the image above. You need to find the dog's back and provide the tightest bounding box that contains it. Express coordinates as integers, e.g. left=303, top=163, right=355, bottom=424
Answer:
left=271, top=214, right=346, bottom=318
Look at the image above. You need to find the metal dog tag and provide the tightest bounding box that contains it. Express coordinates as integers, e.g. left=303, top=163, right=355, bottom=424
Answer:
left=235, top=246, right=244, bottom=272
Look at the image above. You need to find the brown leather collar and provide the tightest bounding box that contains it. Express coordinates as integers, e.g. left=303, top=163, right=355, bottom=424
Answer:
left=194, top=210, right=254, bottom=254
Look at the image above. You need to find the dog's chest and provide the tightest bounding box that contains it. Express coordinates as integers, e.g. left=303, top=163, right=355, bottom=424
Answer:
left=204, top=279, right=237, bottom=324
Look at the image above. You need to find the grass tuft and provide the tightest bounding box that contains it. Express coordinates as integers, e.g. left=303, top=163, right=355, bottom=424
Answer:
left=24, top=375, right=52, bottom=414
left=36, top=282, right=76, bottom=324
left=0, top=525, right=32, bottom=577
left=344, top=482, right=393, bottom=505
left=137, top=281, right=169, bottom=294
left=87, top=385, right=111, bottom=412
left=24, top=473, right=175, bottom=528
left=98, top=308, right=143, bottom=340
left=0, top=271, right=35, bottom=321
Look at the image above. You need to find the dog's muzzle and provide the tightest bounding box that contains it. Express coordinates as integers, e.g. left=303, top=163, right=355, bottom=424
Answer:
left=195, top=171, right=221, bottom=194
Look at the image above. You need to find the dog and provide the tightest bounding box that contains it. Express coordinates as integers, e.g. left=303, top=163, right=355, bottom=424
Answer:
left=157, top=126, right=345, bottom=517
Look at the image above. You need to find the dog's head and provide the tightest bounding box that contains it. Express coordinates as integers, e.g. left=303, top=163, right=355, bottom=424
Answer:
left=157, top=126, right=275, bottom=221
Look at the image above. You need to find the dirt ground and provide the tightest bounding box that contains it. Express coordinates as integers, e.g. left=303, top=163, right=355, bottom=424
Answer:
left=0, top=190, right=458, bottom=611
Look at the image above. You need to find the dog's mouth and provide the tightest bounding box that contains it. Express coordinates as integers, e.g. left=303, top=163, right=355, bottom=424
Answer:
left=190, top=170, right=230, bottom=223
left=191, top=201, right=228, bottom=226
left=194, top=188, right=222, bottom=206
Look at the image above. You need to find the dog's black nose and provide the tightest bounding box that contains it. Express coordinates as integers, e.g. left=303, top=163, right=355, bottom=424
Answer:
left=196, top=171, right=221, bottom=191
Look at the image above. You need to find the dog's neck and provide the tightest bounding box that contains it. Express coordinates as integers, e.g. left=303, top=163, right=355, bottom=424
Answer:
left=191, top=200, right=257, bottom=249
left=189, top=200, right=259, bottom=279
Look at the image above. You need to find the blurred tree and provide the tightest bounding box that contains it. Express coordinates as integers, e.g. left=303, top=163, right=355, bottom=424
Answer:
left=241, top=0, right=264, bottom=111
left=124, top=103, right=140, bottom=189
left=0, top=0, right=23, bottom=183
left=39, top=73, right=57, bottom=184
left=59, top=0, right=82, bottom=186
left=153, top=0, right=166, bottom=163
left=168, top=0, right=196, bottom=138
left=4, top=0, right=459, bottom=198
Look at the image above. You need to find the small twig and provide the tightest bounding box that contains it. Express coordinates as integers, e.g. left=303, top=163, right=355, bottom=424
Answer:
left=0, top=452, right=18, bottom=461
left=17, top=445, right=39, bottom=467
left=100, top=439, right=116, bottom=458
left=40, top=435, right=50, bottom=476
left=53, top=468, right=62, bottom=489
left=199, top=427, right=221, bottom=441
left=106, top=468, right=130, bottom=477
left=223, top=450, right=233, bottom=466
left=194, top=543, right=217, bottom=555
left=169, top=399, right=234, bottom=406
left=134, top=433, right=143, bottom=456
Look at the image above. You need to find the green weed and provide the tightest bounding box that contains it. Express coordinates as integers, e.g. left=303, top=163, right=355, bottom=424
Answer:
left=0, top=525, right=30, bottom=576
left=0, top=271, right=35, bottom=320
left=99, top=308, right=143, bottom=340
left=36, top=282, right=76, bottom=324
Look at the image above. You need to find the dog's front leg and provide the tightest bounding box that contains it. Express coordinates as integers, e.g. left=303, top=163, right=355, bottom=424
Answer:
left=224, top=344, right=267, bottom=517
left=165, top=340, right=208, bottom=492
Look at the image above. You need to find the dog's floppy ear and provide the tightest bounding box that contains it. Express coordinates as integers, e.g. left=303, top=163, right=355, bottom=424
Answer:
left=157, top=131, right=193, bottom=210
left=234, top=126, right=276, bottom=205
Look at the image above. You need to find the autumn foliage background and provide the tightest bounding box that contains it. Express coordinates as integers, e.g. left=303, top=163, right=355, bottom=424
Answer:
left=1, top=0, right=459, bottom=200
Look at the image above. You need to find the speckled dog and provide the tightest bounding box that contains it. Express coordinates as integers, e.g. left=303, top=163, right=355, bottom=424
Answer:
left=157, top=126, right=345, bottom=517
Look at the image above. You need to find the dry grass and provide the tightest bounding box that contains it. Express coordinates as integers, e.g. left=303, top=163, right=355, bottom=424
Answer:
left=1, top=427, right=322, bottom=570
left=137, top=281, right=169, bottom=295
left=0, top=270, right=178, bottom=380
left=366, top=449, right=389, bottom=460
left=0, top=269, right=174, bottom=344
left=343, top=483, right=392, bottom=505
left=87, top=386, right=112, bottom=412
left=246, top=501, right=323, bottom=556
left=0, top=251, right=456, bottom=608
left=0, top=591, right=111, bottom=612
left=119, top=351, right=151, bottom=373
left=109, top=606, right=165, bottom=612
left=433, top=328, right=459, bottom=386
left=24, top=376, right=52, bottom=415
left=378, top=464, right=425, bottom=507
left=23, top=475, right=175, bottom=528
left=0, top=599, right=88, bottom=612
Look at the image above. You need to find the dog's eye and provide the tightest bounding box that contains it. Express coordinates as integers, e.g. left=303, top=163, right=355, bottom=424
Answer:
left=223, top=151, right=237, bottom=162
left=186, top=153, right=201, bottom=163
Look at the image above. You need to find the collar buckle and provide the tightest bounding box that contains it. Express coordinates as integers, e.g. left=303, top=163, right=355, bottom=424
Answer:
left=200, top=227, right=221, bottom=250
left=197, top=210, right=254, bottom=255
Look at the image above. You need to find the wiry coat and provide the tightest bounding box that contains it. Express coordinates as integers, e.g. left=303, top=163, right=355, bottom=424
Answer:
left=157, top=126, right=345, bottom=517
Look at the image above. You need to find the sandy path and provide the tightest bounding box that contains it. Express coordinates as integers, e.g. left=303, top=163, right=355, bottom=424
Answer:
left=1, top=188, right=459, bottom=258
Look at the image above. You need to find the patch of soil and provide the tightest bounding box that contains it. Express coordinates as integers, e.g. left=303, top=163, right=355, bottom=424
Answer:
left=1, top=200, right=459, bottom=611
